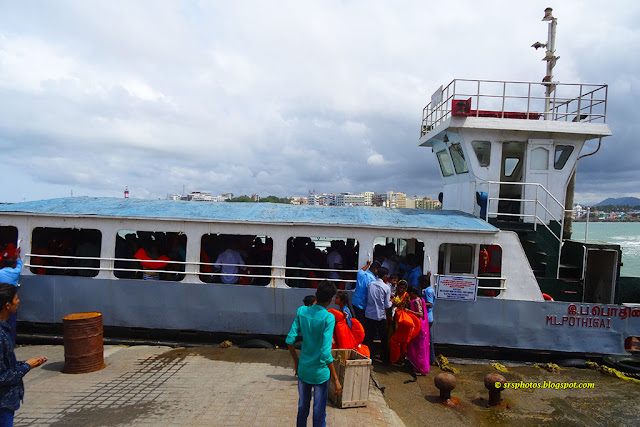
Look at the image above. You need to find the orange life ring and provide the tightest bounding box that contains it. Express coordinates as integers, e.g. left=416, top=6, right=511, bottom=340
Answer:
left=542, top=293, right=554, bottom=301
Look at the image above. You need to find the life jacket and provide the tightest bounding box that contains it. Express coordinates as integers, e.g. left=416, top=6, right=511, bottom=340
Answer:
left=328, top=309, right=357, bottom=350
left=479, top=248, right=489, bottom=274
left=389, top=310, right=421, bottom=364
left=328, top=308, right=370, bottom=358
left=134, top=248, right=170, bottom=270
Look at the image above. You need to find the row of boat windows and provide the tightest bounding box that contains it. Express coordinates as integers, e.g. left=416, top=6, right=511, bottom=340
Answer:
left=436, top=141, right=575, bottom=177
left=0, top=226, right=502, bottom=291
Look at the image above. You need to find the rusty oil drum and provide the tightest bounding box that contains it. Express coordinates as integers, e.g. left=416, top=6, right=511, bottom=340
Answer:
left=62, top=312, right=106, bottom=374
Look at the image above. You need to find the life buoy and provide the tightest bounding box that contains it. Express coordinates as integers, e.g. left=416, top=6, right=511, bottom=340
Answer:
left=542, top=293, right=554, bottom=301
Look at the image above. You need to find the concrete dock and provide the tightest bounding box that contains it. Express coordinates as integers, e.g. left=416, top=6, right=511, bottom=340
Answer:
left=13, top=344, right=640, bottom=426
left=14, top=345, right=403, bottom=426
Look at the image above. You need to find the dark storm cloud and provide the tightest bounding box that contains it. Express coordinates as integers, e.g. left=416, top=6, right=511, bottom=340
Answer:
left=0, top=1, right=638, bottom=204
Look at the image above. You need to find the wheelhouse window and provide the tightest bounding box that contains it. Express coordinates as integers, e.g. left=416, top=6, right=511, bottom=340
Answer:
left=30, top=227, right=101, bottom=277
left=530, top=147, right=549, bottom=170
left=373, top=237, right=424, bottom=288
left=554, top=145, right=574, bottom=170
left=503, top=157, right=520, bottom=177
left=449, top=143, right=469, bottom=174
left=114, top=231, right=186, bottom=281
left=200, top=234, right=273, bottom=285
left=286, top=237, right=359, bottom=289
left=436, top=149, right=454, bottom=177
left=471, top=141, right=491, bottom=167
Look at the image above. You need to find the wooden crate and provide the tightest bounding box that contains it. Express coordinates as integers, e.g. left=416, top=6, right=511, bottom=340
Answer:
left=328, top=349, right=372, bottom=408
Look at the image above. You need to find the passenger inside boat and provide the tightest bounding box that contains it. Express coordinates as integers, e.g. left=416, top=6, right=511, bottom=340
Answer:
left=200, top=233, right=272, bottom=285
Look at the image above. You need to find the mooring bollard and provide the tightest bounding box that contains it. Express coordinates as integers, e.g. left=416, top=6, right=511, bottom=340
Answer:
left=484, top=373, right=506, bottom=406
left=434, top=372, right=457, bottom=401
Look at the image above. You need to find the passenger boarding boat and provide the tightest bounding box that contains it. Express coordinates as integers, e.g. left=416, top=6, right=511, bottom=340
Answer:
left=0, top=8, right=638, bottom=356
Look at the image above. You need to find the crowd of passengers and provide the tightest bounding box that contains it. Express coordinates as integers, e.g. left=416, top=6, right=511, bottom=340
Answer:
left=286, top=238, right=424, bottom=290
left=114, top=232, right=187, bottom=280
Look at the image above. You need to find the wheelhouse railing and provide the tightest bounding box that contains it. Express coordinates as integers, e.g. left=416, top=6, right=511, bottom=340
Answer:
left=483, top=181, right=565, bottom=242
left=482, top=180, right=565, bottom=279
left=421, top=79, right=608, bottom=137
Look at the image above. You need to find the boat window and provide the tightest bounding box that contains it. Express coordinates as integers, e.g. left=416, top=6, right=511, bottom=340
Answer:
left=29, top=227, right=101, bottom=277
left=449, top=143, right=469, bottom=174
left=478, top=244, right=502, bottom=297
left=114, top=231, right=186, bottom=281
left=286, top=237, right=359, bottom=289
left=504, top=157, right=520, bottom=177
left=373, top=237, right=424, bottom=286
left=471, top=141, right=491, bottom=167
left=438, top=243, right=474, bottom=275
left=0, top=226, right=18, bottom=255
left=554, top=145, right=574, bottom=169
left=200, top=234, right=272, bottom=285
left=530, top=147, right=549, bottom=170
left=436, top=149, right=454, bottom=177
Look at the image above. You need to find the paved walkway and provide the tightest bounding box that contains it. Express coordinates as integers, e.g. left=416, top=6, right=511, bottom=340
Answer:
left=14, top=345, right=404, bottom=426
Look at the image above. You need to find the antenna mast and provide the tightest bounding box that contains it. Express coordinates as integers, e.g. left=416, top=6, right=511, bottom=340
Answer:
left=532, top=7, right=559, bottom=118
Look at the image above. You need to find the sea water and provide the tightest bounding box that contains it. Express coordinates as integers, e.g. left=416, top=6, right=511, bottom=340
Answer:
left=571, top=222, right=640, bottom=277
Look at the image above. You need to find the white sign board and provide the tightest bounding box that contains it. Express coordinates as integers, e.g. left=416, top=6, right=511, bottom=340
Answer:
left=436, top=275, right=478, bottom=301
left=430, top=85, right=443, bottom=107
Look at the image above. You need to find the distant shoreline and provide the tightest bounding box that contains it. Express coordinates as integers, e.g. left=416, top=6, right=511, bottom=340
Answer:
left=574, top=218, right=640, bottom=223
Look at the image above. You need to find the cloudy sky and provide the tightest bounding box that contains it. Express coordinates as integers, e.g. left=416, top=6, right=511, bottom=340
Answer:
left=1, top=0, right=638, bottom=204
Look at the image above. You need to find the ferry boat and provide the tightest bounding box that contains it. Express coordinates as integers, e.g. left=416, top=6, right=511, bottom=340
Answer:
left=1, top=8, right=638, bottom=356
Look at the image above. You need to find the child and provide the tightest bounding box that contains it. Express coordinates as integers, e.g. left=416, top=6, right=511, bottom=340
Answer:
left=303, top=295, right=316, bottom=307
left=286, top=281, right=342, bottom=427
left=334, top=290, right=354, bottom=328
left=388, top=274, right=400, bottom=295
left=0, top=284, right=47, bottom=426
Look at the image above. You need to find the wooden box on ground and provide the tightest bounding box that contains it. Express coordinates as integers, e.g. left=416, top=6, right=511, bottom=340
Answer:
left=329, top=349, right=372, bottom=408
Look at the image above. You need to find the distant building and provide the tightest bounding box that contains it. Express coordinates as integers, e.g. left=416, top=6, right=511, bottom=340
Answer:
left=188, top=191, right=213, bottom=201
left=336, top=193, right=365, bottom=206
left=290, top=197, right=307, bottom=205
left=406, top=197, right=441, bottom=210
left=251, top=194, right=260, bottom=202
left=386, top=191, right=406, bottom=208
left=361, top=191, right=374, bottom=206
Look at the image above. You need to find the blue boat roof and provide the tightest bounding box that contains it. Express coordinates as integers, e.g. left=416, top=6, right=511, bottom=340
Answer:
left=0, top=197, right=498, bottom=233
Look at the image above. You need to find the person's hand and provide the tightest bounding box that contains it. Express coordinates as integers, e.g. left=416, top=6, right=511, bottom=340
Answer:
left=293, top=360, right=298, bottom=377
left=26, top=356, right=47, bottom=368
left=333, top=379, right=342, bottom=396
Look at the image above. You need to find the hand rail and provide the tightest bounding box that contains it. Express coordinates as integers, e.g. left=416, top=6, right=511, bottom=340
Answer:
left=421, top=79, right=608, bottom=137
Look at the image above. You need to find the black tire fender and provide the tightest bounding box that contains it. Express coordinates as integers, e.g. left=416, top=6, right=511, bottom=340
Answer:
left=602, top=354, right=640, bottom=375
left=239, top=338, right=276, bottom=350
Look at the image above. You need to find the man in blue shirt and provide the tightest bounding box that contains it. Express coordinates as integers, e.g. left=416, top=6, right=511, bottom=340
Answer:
left=351, top=261, right=378, bottom=324
left=286, top=281, right=341, bottom=427
left=0, top=248, right=23, bottom=346
left=0, top=284, right=47, bottom=426
left=363, top=267, right=392, bottom=364
left=419, top=273, right=436, bottom=365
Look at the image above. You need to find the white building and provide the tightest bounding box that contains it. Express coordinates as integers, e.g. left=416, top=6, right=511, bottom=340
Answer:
left=336, top=193, right=365, bottom=206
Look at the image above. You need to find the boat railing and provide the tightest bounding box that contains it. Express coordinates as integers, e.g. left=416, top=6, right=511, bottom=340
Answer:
left=421, top=79, right=608, bottom=137
left=23, top=253, right=358, bottom=285
left=483, top=180, right=564, bottom=279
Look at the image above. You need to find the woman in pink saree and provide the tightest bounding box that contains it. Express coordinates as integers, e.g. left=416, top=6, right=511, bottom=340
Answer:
left=405, top=286, right=430, bottom=375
